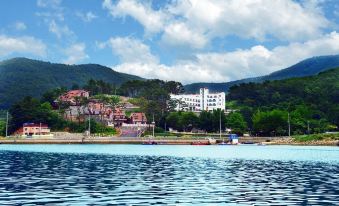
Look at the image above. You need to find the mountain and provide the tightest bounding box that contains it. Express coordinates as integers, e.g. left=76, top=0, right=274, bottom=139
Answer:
left=0, top=57, right=143, bottom=109
left=184, top=54, right=339, bottom=93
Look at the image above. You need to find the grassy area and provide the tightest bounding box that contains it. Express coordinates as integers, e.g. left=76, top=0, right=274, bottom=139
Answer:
left=293, top=133, right=339, bottom=142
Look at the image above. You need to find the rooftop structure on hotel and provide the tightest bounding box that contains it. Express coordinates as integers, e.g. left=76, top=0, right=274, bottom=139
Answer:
left=170, top=88, right=225, bottom=112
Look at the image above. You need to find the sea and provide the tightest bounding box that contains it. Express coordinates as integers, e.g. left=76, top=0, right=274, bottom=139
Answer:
left=0, top=144, right=338, bottom=205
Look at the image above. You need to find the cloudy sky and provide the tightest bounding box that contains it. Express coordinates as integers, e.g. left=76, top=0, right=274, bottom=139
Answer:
left=0, top=0, right=338, bottom=84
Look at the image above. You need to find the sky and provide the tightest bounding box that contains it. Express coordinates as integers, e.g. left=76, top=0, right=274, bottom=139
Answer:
left=0, top=0, right=338, bottom=84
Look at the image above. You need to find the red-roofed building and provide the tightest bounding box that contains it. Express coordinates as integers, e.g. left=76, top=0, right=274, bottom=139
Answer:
left=58, top=90, right=89, bottom=106
left=129, top=112, right=147, bottom=124
left=112, top=108, right=127, bottom=126
left=14, top=123, right=51, bottom=136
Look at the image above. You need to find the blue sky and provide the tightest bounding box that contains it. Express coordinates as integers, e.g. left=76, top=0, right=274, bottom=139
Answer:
left=0, top=0, right=338, bottom=83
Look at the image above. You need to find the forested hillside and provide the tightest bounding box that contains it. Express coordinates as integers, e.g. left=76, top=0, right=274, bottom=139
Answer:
left=185, top=55, right=339, bottom=93
left=0, top=58, right=143, bottom=108
left=227, top=68, right=339, bottom=135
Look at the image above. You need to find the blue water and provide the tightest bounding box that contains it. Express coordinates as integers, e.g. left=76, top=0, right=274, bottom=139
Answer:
left=0, top=145, right=338, bottom=205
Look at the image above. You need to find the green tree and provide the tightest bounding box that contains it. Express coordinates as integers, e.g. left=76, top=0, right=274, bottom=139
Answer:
left=9, top=96, right=66, bottom=132
left=166, top=112, right=181, bottom=130
left=180, top=112, right=199, bottom=132
left=226, top=112, right=247, bottom=135
left=0, top=120, right=5, bottom=136
left=211, top=109, right=226, bottom=132
left=252, top=110, right=288, bottom=136
left=41, top=87, right=68, bottom=105
left=199, top=110, right=213, bottom=132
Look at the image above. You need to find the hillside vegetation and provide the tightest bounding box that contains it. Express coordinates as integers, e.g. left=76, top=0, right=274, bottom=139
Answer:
left=227, top=68, right=339, bottom=135
left=0, top=58, right=143, bottom=109
left=185, top=55, right=339, bottom=93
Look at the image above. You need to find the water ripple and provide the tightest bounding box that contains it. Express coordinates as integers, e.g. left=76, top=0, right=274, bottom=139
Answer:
left=0, top=148, right=338, bottom=205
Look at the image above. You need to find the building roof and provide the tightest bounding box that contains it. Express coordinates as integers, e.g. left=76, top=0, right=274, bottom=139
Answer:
left=130, top=112, right=147, bottom=122
left=59, top=90, right=89, bottom=102
left=114, top=108, right=125, bottom=116
left=23, top=123, right=49, bottom=128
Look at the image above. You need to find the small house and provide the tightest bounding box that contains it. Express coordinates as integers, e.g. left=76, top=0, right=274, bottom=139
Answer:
left=129, top=113, right=147, bottom=124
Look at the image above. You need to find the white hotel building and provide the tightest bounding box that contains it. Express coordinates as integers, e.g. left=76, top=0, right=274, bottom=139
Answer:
left=170, top=88, right=225, bottom=112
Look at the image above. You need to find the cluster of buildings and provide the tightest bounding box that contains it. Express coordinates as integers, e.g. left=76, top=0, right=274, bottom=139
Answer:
left=14, top=88, right=226, bottom=137
left=57, top=89, right=148, bottom=127
left=170, top=88, right=225, bottom=112
left=14, top=89, right=149, bottom=137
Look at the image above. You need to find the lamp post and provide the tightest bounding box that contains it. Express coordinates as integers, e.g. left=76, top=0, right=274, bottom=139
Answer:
left=5, top=111, right=9, bottom=137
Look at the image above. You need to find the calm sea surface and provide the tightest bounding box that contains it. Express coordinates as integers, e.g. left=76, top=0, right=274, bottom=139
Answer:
left=0, top=144, right=338, bottom=205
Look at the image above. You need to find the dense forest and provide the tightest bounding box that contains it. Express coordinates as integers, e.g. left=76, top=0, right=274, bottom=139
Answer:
left=0, top=57, right=142, bottom=108
left=227, top=68, right=339, bottom=136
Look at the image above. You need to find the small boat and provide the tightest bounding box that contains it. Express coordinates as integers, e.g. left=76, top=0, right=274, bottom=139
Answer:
left=142, top=141, right=158, bottom=145
left=256, top=142, right=266, bottom=146
left=242, top=142, right=255, bottom=144
left=191, top=141, right=210, bottom=145
left=218, top=141, right=231, bottom=145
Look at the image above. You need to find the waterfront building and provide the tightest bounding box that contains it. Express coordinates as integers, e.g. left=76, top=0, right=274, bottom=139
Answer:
left=170, top=88, right=225, bottom=112
left=14, top=123, right=51, bottom=137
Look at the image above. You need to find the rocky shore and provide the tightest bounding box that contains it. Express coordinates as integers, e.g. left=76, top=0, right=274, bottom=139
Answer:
left=266, top=137, right=339, bottom=146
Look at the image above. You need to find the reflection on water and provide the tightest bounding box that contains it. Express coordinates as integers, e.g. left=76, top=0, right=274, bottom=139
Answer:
left=0, top=146, right=338, bottom=205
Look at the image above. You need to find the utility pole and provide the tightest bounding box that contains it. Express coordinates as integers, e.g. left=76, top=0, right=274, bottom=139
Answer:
left=5, top=111, right=9, bottom=137
left=152, top=114, right=155, bottom=138
left=219, top=109, right=222, bottom=139
left=307, top=120, right=310, bottom=135
left=288, top=112, right=291, bottom=136
left=88, top=114, right=91, bottom=136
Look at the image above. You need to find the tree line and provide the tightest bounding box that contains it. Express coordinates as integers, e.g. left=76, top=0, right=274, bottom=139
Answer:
left=227, top=68, right=339, bottom=136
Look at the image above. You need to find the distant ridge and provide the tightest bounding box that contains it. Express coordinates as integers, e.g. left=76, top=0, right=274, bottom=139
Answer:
left=0, top=57, right=143, bottom=108
left=184, top=54, right=339, bottom=93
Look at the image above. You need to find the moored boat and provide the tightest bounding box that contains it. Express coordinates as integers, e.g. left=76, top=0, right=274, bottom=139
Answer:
left=191, top=141, right=210, bottom=145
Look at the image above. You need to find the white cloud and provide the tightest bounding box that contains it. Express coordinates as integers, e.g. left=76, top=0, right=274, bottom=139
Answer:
left=14, top=22, right=27, bottom=31
left=63, top=43, right=89, bottom=64
left=48, top=20, right=74, bottom=39
left=76, top=11, right=97, bottom=23
left=102, top=0, right=167, bottom=35
left=98, top=37, right=158, bottom=63
left=37, top=0, right=62, bottom=9
left=161, top=22, right=207, bottom=49
left=111, top=32, right=339, bottom=84
left=103, top=0, right=331, bottom=49
left=0, top=35, right=46, bottom=57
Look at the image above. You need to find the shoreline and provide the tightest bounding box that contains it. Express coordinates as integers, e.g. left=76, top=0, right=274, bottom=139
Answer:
left=0, top=137, right=338, bottom=146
